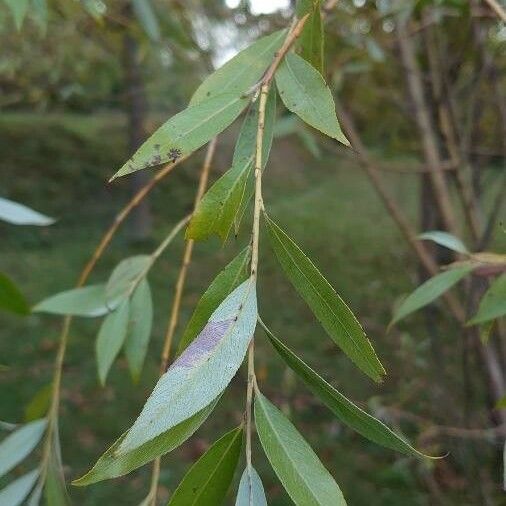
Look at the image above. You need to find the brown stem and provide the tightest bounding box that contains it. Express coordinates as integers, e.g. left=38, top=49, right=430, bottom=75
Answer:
left=396, top=17, right=459, bottom=237
left=148, top=138, right=217, bottom=506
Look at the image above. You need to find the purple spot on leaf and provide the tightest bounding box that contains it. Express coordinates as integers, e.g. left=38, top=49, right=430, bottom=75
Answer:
left=172, top=319, right=235, bottom=369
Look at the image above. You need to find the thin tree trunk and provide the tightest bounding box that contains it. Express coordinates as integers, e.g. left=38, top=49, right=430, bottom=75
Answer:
left=123, top=8, right=152, bottom=241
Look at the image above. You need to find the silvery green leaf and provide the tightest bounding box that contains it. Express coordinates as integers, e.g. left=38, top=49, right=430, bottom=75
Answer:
left=177, top=248, right=251, bottom=355
left=132, top=0, right=160, bottom=42
left=0, top=469, right=39, bottom=506
left=96, top=300, right=130, bottom=385
left=235, top=466, right=267, bottom=506
left=125, top=280, right=153, bottom=382
left=418, top=230, right=469, bottom=255
left=112, top=94, right=248, bottom=180
left=106, top=255, right=151, bottom=304
left=118, top=279, right=257, bottom=453
left=33, top=285, right=114, bottom=317
left=391, top=265, right=474, bottom=326
left=190, top=30, right=286, bottom=105
left=275, top=52, right=349, bottom=145
left=2, top=0, right=29, bottom=30
left=0, top=197, right=54, bottom=226
left=0, top=419, right=47, bottom=478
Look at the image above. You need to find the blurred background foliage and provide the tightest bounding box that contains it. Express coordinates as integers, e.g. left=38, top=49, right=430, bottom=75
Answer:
left=1, top=0, right=505, bottom=504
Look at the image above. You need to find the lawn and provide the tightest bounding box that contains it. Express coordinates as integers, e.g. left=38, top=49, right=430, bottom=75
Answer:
left=0, top=112, right=502, bottom=505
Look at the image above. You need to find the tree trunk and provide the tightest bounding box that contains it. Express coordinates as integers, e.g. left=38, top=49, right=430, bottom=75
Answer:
left=122, top=8, right=152, bottom=241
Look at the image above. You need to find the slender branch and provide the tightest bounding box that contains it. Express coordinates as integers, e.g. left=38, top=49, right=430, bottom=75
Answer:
left=483, top=0, right=506, bottom=22
left=147, top=138, right=217, bottom=506
left=38, top=157, right=187, bottom=491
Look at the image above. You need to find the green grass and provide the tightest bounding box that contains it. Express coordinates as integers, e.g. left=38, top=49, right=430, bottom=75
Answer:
left=0, top=113, right=502, bottom=505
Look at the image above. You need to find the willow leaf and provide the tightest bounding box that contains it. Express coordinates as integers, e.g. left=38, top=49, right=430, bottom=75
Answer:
left=255, top=390, right=346, bottom=505
left=468, top=274, right=506, bottom=325
left=0, top=197, right=54, bottom=226
left=190, top=30, right=286, bottom=105
left=265, top=214, right=385, bottom=382
left=235, top=466, right=267, bottom=506
left=96, top=299, right=130, bottom=385
left=112, top=94, right=248, bottom=180
left=125, top=280, right=153, bottom=382
left=177, top=248, right=251, bottom=355
left=106, top=255, right=151, bottom=303
left=0, top=272, right=29, bottom=315
left=0, top=419, right=47, bottom=478
left=168, top=427, right=243, bottom=505
left=276, top=52, right=348, bottom=145
left=297, top=0, right=324, bottom=74
left=33, top=285, right=113, bottom=318
left=391, top=265, right=473, bottom=326
left=118, top=279, right=257, bottom=453
left=0, top=469, right=39, bottom=506
left=74, top=399, right=219, bottom=486
left=186, top=158, right=254, bottom=242
left=260, top=320, right=432, bottom=458
left=418, top=230, right=469, bottom=255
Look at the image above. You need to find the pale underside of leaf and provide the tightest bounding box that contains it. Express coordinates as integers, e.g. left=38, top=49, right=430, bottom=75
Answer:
left=177, top=247, right=251, bottom=355
left=418, top=230, right=469, bottom=255
left=118, top=279, right=257, bottom=453
left=0, top=197, right=55, bottom=226
left=0, top=469, right=39, bottom=506
left=235, top=466, right=268, bottom=506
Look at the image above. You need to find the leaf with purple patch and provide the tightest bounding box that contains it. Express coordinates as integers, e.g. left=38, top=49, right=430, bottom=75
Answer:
left=118, top=278, right=257, bottom=453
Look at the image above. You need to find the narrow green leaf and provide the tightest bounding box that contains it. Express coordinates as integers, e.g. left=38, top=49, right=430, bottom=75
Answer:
left=297, top=0, right=324, bottom=74
left=125, top=280, right=153, bottom=382
left=418, top=231, right=469, bottom=255
left=391, top=265, right=474, bottom=326
left=264, top=214, right=385, bottom=382
left=112, top=94, right=248, bottom=180
left=0, top=272, right=29, bottom=315
left=0, top=469, right=39, bottom=506
left=31, top=0, right=48, bottom=32
left=24, top=384, right=52, bottom=422
left=255, top=391, right=346, bottom=505
left=168, top=426, right=243, bottom=505
left=177, top=248, right=251, bottom=355
left=190, top=30, right=286, bottom=105
left=235, top=466, right=267, bottom=506
left=186, top=158, right=254, bottom=242
left=0, top=419, right=47, bottom=478
left=0, top=197, right=54, bottom=226
left=468, top=274, right=506, bottom=325
left=74, top=398, right=219, bottom=486
left=2, top=0, right=29, bottom=30
left=106, top=255, right=151, bottom=304
left=275, top=52, right=348, bottom=145
left=118, top=279, right=257, bottom=454
left=33, top=284, right=113, bottom=317
left=44, top=445, right=69, bottom=506
left=132, top=0, right=160, bottom=42
left=96, top=300, right=130, bottom=385
left=260, top=320, right=432, bottom=458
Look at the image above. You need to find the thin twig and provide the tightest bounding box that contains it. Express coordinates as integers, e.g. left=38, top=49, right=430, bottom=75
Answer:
left=38, top=157, right=186, bottom=492
left=483, top=0, right=506, bottom=22
left=147, top=138, right=217, bottom=506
